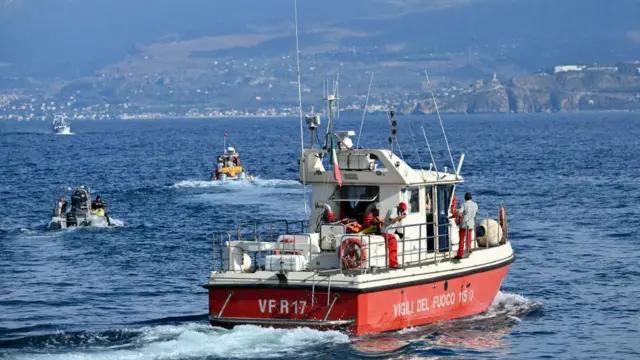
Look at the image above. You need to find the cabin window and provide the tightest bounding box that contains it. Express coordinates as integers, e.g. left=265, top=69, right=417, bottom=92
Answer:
left=405, top=187, right=420, bottom=213
left=425, top=186, right=433, bottom=215
left=329, top=186, right=379, bottom=221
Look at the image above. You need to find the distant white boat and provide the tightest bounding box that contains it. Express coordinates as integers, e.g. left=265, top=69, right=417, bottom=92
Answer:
left=52, top=115, right=72, bottom=135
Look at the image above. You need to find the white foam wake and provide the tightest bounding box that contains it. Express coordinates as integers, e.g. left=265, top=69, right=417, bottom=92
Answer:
left=473, top=291, right=543, bottom=321
left=11, top=324, right=350, bottom=360
left=14, top=215, right=125, bottom=237
left=87, top=215, right=125, bottom=228
left=171, top=177, right=300, bottom=189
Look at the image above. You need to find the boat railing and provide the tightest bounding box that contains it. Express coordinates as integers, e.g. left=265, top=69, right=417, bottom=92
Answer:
left=341, top=205, right=509, bottom=274
left=217, top=219, right=308, bottom=242
left=211, top=219, right=308, bottom=272
left=338, top=220, right=444, bottom=274
left=210, top=207, right=508, bottom=274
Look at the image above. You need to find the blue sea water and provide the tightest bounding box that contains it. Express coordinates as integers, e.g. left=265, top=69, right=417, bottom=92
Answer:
left=0, top=112, right=639, bottom=359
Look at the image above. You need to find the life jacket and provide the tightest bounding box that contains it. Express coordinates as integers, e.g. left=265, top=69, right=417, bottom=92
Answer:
left=345, top=222, right=363, bottom=233
left=358, top=215, right=383, bottom=235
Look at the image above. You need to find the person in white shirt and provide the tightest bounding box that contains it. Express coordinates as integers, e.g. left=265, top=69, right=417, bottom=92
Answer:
left=383, top=202, right=407, bottom=239
left=451, top=192, right=478, bottom=260
left=381, top=202, right=407, bottom=268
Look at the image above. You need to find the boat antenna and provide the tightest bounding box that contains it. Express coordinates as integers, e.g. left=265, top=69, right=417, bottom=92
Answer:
left=407, top=118, right=426, bottom=180
left=323, top=80, right=328, bottom=135
left=336, top=73, right=340, bottom=121
left=424, top=69, right=456, bottom=173
left=294, top=0, right=308, bottom=214
left=322, top=79, right=330, bottom=145
left=388, top=111, right=396, bottom=150
left=421, top=125, right=438, bottom=173
left=223, top=132, right=227, bottom=152
left=387, top=110, right=405, bottom=162
left=356, top=71, right=374, bottom=149
left=326, top=78, right=337, bottom=136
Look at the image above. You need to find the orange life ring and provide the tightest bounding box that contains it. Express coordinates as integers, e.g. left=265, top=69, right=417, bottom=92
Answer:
left=340, top=237, right=368, bottom=269
left=275, top=237, right=302, bottom=255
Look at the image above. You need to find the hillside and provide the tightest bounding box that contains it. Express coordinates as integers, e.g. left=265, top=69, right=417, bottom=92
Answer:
left=413, top=69, right=640, bottom=114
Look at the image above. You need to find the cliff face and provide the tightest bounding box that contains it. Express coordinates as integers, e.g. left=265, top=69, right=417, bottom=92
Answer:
left=412, top=71, right=640, bottom=114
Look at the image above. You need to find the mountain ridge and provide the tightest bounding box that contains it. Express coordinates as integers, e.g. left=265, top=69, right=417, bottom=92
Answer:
left=2, top=0, right=640, bottom=116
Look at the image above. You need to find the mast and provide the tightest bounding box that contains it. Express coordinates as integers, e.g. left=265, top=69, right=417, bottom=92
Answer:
left=294, top=0, right=308, bottom=214
left=324, top=80, right=338, bottom=140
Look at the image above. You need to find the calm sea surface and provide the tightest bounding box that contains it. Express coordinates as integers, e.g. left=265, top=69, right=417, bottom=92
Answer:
left=1, top=112, right=639, bottom=359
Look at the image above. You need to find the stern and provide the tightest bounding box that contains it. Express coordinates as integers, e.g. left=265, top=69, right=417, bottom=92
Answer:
left=207, top=287, right=357, bottom=332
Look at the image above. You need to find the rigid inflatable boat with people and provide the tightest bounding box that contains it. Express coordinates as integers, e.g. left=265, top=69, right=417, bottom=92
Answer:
left=47, top=186, right=113, bottom=230
left=202, top=89, right=515, bottom=335
left=211, top=133, right=254, bottom=182
left=52, top=114, right=72, bottom=135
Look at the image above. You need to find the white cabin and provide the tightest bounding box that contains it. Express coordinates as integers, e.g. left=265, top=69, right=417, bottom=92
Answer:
left=299, top=130, right=463, bottom=256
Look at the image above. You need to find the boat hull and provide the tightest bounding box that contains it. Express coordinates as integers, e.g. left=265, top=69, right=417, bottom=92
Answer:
left=46, top=213, right=108, bottom=230
left=207, top=262, right=511, bottom=335
left=211, top=175, right=255, bottom=182
left=53, top=126, right=72, bottom=135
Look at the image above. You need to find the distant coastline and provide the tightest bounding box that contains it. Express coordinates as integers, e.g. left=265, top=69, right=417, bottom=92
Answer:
left=118, top=114, right=288, bottom=120
left=2, top=62, right=640, bottom=120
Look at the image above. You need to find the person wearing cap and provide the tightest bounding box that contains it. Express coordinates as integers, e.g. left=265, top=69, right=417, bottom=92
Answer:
left=451, top=192, right=478, bottom=260
left=384, top=202, right=408, bottom=239
left=380, top=202, right=408, bottom=268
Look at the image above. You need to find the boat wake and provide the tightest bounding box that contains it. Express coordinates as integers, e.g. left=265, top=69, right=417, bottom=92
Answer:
left=472, top=291, right=543, bottom=321
left=1, top=323, right=349, bottom=360
left=0, top=293, right=539, bottom=359
left=350, top=291, right=542, bottom=356
left=87, top=214, right=125, bottom=228
left=8, top=215, right=126, bottom=238
left=170, top=178, right=300, bottom=189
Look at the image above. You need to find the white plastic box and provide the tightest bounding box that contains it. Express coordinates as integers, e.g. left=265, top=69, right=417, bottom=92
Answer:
left=265, top=254, right=308, bottom=272
left=221, top=246, right=252, bottom=272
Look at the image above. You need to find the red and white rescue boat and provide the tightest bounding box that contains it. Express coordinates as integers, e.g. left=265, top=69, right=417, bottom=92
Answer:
left=203, top=94, right=515, bottom=336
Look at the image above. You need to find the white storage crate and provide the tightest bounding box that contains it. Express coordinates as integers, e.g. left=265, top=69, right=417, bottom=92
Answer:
left=265, top=254, right=308, bottom=272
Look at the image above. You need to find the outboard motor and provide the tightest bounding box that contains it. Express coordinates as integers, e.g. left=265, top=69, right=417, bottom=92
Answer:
left=220, top=173, right=227, bottom=182
left=66, top=211, right=77, bottom=227
left=238, top=172, right=246, bottom=180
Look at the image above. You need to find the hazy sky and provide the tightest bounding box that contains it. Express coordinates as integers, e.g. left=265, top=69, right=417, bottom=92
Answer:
left=0, top=0, right=638, bottom=77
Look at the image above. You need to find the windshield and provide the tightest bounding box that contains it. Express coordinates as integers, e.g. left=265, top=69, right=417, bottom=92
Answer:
left=330, top=186, right=379, bottom=221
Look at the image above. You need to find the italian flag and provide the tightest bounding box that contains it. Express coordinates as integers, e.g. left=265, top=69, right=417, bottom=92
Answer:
left=331, top=143, right=342, bottom=187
